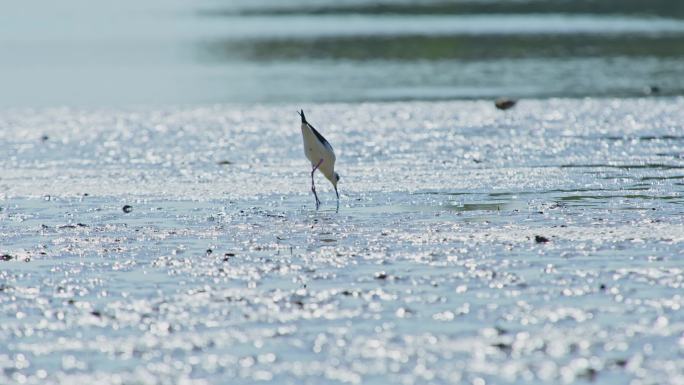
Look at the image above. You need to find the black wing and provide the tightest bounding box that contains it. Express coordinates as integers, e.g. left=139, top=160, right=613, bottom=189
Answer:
left=299, top=110, right=333, bottom=150
left=308, top=123, right=333, bottom=150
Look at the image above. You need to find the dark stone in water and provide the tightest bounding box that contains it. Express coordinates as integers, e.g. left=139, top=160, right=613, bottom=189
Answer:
left=41, top=135, right=49, bottom=141
left=534, top=235, right=550, bottom=243
left=599, top=283, right=606, bottom=290
left=122, top=205, right=133, bottom=213
left=91, top=310, right=102, bottom=318
left=495, top=98, right=517, bottom=110
left=492, top=342, right=512, bottom=353
left=614, top=359, right=628, bottom=368
left=374, top=272, right=388, bottom=280
left=643, top=85, right=660, bottom=95
left=217, top=160, right=233, bottom=165
left=578, top=367, right=598, bottom=382
left=0, top=254, right=13, bottom=261
left=206, top=249, right=213, bottom=255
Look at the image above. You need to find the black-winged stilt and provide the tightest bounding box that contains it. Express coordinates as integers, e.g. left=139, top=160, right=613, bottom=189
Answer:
left=298, top=110, right=340, bottom=209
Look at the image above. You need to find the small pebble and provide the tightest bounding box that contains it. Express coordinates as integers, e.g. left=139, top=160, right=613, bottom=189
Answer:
left=122, top=205, right=133, bottom=213
left=643, top=85, right=660, bottom=95
left=614, top=359, right=628, bottom=367
left=534, top=235, right=550, bottom=243
left=578, top=367, right=598, bottom=381
left=495, top=98, right=517, bottom=110
left=374, top=272, right=388, bottom=280
left=492, top=342, right=512, bottom=353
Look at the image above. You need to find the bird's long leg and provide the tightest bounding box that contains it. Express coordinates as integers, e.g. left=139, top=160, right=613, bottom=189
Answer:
left=310, top=159, right=323, bottom=209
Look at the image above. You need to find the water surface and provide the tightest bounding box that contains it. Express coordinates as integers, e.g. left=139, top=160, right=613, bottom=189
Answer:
left=2, top=0, right=684, bottom=106
left=1, top=98, right=684, bottom=384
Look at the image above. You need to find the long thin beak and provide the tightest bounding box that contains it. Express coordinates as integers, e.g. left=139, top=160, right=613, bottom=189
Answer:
left=334, top=186, right=340, bottom=212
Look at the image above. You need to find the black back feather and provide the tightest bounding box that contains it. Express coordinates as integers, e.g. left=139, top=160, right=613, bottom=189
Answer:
left=299, top=110, right=333, bottom=150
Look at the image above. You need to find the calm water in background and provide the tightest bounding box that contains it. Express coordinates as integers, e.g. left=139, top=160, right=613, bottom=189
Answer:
left=2, top=0, right=684, bottom=107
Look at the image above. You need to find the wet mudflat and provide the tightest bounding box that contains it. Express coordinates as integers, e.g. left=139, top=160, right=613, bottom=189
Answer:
left=1, top=98, right=684, bottom=384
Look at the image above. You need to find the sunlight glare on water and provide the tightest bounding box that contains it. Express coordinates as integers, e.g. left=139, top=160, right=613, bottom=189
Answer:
left=2, top=98, right=684, bottom=384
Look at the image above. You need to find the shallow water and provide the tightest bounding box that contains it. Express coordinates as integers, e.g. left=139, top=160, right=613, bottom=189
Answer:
left=2, top=98, right=684, bottom=384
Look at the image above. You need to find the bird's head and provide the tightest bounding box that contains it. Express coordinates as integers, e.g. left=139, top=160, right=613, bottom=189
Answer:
left=298, top=110, right=307, bottom=124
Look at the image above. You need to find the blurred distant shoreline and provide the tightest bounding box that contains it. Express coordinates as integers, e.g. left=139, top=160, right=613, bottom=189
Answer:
left=1, top=0, right=683, bottom=108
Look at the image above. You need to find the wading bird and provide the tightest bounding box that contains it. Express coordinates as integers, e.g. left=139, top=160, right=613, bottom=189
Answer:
left=299, top=110, right=340, bottom=209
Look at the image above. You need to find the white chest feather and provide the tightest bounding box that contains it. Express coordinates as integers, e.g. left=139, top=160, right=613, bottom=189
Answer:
left=301, top=124, right=336, bottom=177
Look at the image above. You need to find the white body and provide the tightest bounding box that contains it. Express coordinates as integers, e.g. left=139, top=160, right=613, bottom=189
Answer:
left=301, top=123, right=336, bottom=183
